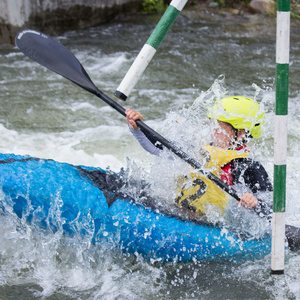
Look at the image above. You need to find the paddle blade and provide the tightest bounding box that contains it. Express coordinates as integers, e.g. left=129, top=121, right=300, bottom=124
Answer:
left=15, top=29, right=98, bottom=94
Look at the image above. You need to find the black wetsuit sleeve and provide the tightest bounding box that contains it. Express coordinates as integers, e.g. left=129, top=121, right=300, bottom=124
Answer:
left=232, top=158, right=273, bottom=193
left=231, top=158, right=273, bottom=216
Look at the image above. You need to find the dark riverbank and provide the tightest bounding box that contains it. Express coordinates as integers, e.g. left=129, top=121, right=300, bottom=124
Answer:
left=0, top=0, right=140, bottom=45
left=0, top=0, right=299, bottom=45
left=0, top=0, right=300, bottom=44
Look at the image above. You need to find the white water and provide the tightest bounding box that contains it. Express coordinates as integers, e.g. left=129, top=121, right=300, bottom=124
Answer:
left=1, top=12, right=300, bottom=299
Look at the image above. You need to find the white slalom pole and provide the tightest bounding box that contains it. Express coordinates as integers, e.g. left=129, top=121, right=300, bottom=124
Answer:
left=114, top=0, right=188, bottom=101
left=271, top=0, right=290, bottom=275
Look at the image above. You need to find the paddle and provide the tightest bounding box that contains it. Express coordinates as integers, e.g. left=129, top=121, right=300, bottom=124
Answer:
left=15, top=29, right=300, bottom=251
left=15, top=29, right=241, bottom=201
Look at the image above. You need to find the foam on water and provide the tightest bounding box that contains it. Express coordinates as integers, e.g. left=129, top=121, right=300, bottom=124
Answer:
left=0, top=123, right=127, bottom=170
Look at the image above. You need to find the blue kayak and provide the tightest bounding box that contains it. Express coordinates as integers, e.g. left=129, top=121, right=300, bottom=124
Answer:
left=0, top=153, right=272, bottom=262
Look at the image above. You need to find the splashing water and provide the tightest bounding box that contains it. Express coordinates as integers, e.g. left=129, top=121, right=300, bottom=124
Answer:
left=120, top=77, right=273, bottom=234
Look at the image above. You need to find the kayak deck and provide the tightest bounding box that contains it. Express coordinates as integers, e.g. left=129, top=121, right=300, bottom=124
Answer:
left=0, top=153, right=272, bottom=262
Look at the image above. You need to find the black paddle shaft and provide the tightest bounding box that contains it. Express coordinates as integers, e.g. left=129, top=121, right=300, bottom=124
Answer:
left=15, top=29, right=241, bottom=201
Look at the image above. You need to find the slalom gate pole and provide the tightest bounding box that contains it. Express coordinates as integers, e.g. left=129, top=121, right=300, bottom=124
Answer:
left=271, top=0, right=290, bottom=275
left=114, top=0, right=188, bottom=101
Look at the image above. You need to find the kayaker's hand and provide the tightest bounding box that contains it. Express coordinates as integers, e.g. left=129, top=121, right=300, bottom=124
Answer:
left=126, top=108, right=143, bottom=130
left=236, top=192, right=258, bottom=209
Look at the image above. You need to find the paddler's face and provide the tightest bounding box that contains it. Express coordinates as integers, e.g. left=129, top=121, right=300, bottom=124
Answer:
left=210, top=120, right=244, bottom=148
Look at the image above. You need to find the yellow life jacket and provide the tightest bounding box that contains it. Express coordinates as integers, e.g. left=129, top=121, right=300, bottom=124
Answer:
left=175, top=145, right=249, bottom=217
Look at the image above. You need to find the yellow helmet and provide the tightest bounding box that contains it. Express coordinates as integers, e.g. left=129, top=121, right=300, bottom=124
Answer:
left=207, top=96, right=265, bottom=139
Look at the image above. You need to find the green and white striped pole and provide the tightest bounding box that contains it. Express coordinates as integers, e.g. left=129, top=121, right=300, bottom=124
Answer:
left=114, top=0, right=188, bottom=101
left=271, top=0, right=290, bottom=275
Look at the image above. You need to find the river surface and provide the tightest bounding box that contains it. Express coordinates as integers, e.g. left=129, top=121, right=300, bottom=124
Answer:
left=0, top=9, right=300, bottom=300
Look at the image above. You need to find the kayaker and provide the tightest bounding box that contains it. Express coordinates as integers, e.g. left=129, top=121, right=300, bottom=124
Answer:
left=125, top=96, right=273, bottom=218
